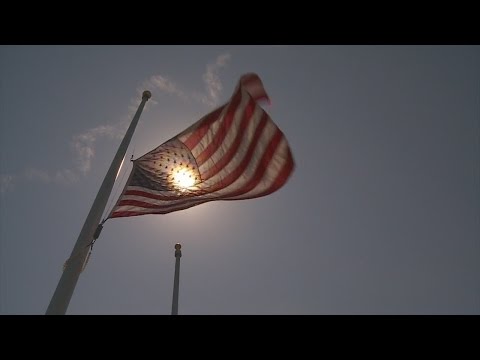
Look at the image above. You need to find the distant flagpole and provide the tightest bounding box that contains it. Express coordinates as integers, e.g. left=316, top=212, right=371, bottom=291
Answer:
left=171, top=243, right=182, bottom=315
left=46, top=90, right=152, bottom=315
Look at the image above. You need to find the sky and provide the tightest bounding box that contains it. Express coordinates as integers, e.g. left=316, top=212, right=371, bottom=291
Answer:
left=0, top=45, right=479, bottom=315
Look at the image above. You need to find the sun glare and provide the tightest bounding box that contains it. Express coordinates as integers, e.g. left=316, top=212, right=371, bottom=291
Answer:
left=171, top=167, right=196, bottom=190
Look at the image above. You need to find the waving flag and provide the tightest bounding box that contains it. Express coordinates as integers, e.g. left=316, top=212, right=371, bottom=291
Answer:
left=109, top=73, right=294, bottom=218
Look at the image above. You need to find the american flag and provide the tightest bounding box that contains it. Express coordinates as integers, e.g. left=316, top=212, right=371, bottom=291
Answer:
left=109, top=73, right=294, bottom=218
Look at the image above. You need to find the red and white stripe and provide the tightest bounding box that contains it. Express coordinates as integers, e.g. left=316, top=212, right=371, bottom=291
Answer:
left=109, top=73, right=294, bottom=218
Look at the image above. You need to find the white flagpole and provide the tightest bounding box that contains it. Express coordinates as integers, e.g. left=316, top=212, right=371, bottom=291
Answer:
left=171, top=243, right=182, bottom=315
left=46, top=91, right=152, bottom=315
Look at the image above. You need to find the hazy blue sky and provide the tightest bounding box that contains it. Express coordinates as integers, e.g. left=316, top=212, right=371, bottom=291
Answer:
left=1, top=45, right=479, bottom=314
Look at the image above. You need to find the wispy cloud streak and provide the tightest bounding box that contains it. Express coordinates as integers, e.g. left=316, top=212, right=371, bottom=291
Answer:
left=72, top=124, right=125, bottom=175
left=1, top=53, right=233, bottom=192
left=198, top=53, right=231, bottom=107
left=0, top=174, right=15, bottom=193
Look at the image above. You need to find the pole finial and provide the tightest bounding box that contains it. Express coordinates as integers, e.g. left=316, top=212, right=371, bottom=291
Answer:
left=142, top=90, right=152, bottom=101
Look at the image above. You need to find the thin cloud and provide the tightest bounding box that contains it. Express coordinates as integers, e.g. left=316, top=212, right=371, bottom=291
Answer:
left=52, top=169, right=78, bottom=185
left=72, top=123, right=125, bottom=175
left=3, top=53, right=232, bottom=192
left=137, top=53, right=231, bottom=108
left=23, top=168, right=78, bottom=185
left=200, top=53, right=231, bottom=107
left=0, top=174, right=15, bottom=193
left=24, top=168, right=51, bottom=183
left=149, top=75, right=187, bottom=100
left=1, top=121, right=129, bottom=192
left=138, top=75, right=188, bottom=105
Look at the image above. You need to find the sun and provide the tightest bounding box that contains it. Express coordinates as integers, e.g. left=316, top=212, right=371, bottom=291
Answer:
left=171, top=167, right=196, bottom=190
